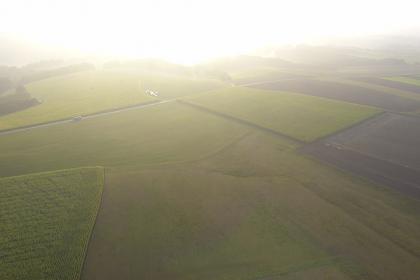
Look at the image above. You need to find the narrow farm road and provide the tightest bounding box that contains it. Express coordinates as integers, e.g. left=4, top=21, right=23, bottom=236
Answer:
left=0, top=99, right=174, bottom=136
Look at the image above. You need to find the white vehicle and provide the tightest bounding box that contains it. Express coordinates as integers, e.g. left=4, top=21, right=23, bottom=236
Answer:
left=72, top=116, right=83, bottom=122
left=146, top=89, right=159, bottom=97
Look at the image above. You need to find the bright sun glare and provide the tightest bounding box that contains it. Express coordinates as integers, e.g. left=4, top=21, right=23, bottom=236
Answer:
left=2, top=0, right=420, bottom=64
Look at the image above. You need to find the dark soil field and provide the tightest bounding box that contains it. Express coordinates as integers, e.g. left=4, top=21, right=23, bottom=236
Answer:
left=302, top=113, right=420, bottom=199
left=251, top=79, right=420, bottom=112
left=355, top=77, right=420, bottom=94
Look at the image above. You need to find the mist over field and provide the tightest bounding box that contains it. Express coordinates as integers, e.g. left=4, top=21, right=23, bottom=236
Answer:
left=1, top=1, right=420, bottom=280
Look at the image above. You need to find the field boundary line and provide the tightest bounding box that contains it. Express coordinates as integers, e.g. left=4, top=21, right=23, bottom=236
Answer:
left=177, top=99, right=304, bottom=145
left=306, top=110, right=387, bottom=144
left=80, top=166, right=106, bottom=280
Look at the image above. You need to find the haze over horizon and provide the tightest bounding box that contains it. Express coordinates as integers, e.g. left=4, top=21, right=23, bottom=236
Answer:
left=2, top=0, right=420, bottom=65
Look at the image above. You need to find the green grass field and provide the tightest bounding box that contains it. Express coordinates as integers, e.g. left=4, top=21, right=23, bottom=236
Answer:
left=0, top=102, right=250, bottom=176
left=0, top=167, right=104, bottom=280
left=184, top=87, right=379, bottom=142
left=0, top=70, right=225, bottom=130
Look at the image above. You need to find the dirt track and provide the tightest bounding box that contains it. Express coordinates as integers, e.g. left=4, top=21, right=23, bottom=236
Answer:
left=301, top=113, right=420, bottom=199
left=251, top=79, right=420, bottom=112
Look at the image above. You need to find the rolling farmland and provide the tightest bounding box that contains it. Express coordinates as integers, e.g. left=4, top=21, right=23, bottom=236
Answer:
left=0, top=167, right=104, bottom=280
left=0, top=93, right=419, bottom=279
left=1, top=56, right=420, bottom=280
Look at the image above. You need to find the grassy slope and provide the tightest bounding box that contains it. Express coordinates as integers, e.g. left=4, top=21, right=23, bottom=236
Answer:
left=185, top=87, right=379, bottom=142
left=0, top=102, right=249, bottom=176
left=0, top=167, right=104, bottom=280
left=82, top=132, right=420, bottom=280
left=0, top=70, right=225, bottom=130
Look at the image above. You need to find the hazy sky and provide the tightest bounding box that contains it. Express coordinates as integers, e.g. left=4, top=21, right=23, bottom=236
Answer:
left=2, top=0, right=420, bottom=63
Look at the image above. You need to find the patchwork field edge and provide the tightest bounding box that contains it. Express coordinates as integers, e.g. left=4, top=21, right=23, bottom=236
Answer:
left=303, top=110, right=386, bottom=143
left=177, top=99, right=304, bottom=145
left=79, top=166, right=106, bottom=280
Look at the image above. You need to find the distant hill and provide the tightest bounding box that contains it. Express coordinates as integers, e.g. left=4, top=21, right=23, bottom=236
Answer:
left=105, top=58, right=232, bottom=82
left=203, top=55, right=292, bottom=71
left=21, top=63, right=95, bottom=84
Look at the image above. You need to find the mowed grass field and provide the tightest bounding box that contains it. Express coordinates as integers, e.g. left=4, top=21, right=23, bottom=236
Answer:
left=0, top=167, right=104, bottom=280
left=0, top=102, right=250, bottom=176
left=185, top=87, right=379, bottom=142
left=0, top=70, right=225, bottom=130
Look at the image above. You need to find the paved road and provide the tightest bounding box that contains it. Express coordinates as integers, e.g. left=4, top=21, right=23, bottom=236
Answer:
left=0, top=99, right=173, bottom=136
